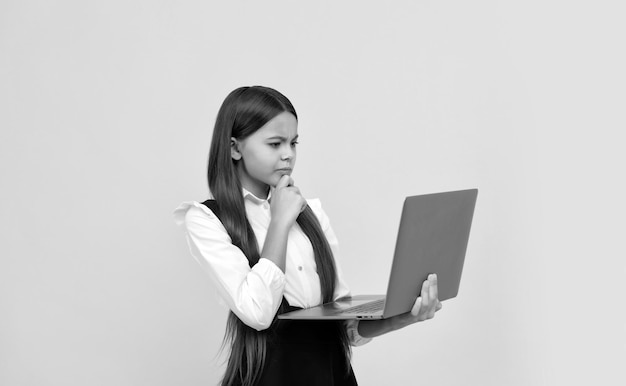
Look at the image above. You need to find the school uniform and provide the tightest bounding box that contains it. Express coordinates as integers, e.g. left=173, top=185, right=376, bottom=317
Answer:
left=174, top=189, right=371, bottom=385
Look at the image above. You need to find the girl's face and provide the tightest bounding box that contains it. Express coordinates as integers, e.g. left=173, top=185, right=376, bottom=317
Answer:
left=232, top=111, right=298, bottom=199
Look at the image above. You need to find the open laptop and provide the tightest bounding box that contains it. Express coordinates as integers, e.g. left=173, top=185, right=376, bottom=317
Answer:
left=278, top=188, right=478, bottom=320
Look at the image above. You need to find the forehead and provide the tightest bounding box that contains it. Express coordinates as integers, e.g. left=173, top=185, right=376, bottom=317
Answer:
left=255, top=112, right=298, bottom=138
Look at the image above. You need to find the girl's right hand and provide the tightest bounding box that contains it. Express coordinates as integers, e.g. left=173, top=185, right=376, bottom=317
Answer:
left=270, top=175, right=307, bottom=227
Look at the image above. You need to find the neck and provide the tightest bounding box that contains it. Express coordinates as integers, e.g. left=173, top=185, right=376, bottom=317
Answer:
left=236, top=167, right=269, bottom=199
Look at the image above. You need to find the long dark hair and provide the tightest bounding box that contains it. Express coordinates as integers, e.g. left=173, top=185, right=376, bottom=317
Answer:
left=207, top=86, right=350, bottom=386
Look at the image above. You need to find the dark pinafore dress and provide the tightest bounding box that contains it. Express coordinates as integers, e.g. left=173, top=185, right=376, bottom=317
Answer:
left=202, top=200, right=358, bottom=386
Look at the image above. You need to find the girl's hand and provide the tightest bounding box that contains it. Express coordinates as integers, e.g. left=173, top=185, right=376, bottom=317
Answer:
left=392, top=274, right=443, bottom=330
left=270, top=175, right=307, bottom=227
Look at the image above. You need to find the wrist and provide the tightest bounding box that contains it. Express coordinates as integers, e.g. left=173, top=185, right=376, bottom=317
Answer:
left=269, top=216, right=293, bottom=232
left=358, top=317, right=395, bottom=339
left=389, top=312, right=411, bottom=331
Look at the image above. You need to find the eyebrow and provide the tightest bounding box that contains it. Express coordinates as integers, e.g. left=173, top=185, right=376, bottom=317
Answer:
left=266, top=134, right=299, bottom=141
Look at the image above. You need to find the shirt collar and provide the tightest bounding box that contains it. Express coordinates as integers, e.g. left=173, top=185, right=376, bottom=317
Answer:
left=242, top=187, right=272, bottom=205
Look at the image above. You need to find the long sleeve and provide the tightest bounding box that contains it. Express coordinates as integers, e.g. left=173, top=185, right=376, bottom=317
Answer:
left=174, top=201, right=286, bottom=331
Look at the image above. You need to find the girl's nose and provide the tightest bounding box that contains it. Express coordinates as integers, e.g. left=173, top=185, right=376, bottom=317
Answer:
left=281, top=148, right=294, bottom=161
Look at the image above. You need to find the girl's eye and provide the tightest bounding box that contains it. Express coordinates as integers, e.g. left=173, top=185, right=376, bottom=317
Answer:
left=269, top=143, right=280, bottom=148
left=291, top=141, right=299, bottom=147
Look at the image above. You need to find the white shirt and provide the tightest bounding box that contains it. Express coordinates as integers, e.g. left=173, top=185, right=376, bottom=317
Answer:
left=173, top=189, right=371, bottom=346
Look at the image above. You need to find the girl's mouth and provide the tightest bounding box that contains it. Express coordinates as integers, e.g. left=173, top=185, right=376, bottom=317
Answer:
left=276, top=168, right=292, bottom=175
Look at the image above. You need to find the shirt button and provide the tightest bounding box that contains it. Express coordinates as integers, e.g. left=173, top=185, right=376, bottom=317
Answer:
left=298, top=266, right=303, bottom=271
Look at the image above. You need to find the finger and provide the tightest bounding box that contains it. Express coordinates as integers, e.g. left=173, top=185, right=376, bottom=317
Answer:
left=420, top=279, right=430, bottom=309
left=429, top=274, right=438, bottom=306
left=420, top=276, right=437, bottom=319
left=436, top=301, right=443, bottom=311
left=425, top=274, right=439, bottom=318
left=411, top=297, right=422, bottom=317
left=425, top=305, right=435, bottom=319
left=276, top=174, right=292, bottom=189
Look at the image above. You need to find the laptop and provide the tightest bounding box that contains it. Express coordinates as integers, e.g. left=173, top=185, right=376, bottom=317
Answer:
left=278, top=188, right=478, bottom=320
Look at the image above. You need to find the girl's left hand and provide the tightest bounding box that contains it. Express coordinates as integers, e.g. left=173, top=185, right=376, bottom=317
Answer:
left=391, top=274, right=443, bottom=329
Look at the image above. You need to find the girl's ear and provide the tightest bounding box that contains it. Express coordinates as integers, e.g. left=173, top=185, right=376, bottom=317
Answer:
left=230, top=137, right=242, bottom=161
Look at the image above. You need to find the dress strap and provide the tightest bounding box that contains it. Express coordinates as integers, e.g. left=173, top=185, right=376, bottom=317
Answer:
left=200, top=199, right=258, bottom=266
left=201, top=199, right=220, bottom=216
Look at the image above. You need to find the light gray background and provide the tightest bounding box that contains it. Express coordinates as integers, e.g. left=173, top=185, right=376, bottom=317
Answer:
left=1, top=1, right=624, bottom=385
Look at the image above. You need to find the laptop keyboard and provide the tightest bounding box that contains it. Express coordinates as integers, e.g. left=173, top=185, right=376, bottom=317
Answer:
left=335, top=299, right=385, bottom=315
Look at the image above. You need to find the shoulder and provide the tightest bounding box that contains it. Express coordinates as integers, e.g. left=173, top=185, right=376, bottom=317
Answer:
left=173, top=200, right=233, bottom=243
left=305, top=198, right=331, bottom=230
left=305, top=197, right=324, bottom=217
left=173, top=200, right=220, bottom=226
left=305, top=197, right=322, bottom=212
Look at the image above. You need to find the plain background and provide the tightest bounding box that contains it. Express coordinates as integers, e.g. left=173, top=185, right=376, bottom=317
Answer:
left=1, top=1, right=624, bottom=385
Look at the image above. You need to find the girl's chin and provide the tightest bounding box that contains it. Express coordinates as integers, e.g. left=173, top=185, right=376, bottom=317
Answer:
left=270, top=175, right=285, bottom=185
left=266, top=172, right=292, bottom=189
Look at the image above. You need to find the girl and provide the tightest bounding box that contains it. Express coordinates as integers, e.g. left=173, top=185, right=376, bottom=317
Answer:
left=174, top=86, right=442, bottom=386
